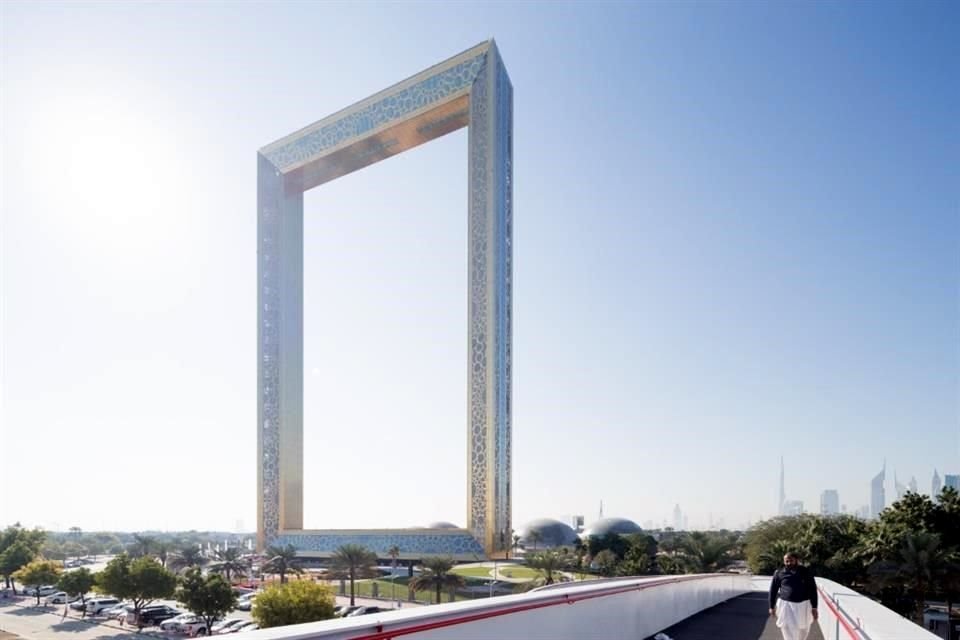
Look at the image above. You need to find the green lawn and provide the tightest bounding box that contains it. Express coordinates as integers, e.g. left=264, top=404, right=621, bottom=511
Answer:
left=450, top=565, right=540, bottom=580
left=450, top=566, right=496, bottom=578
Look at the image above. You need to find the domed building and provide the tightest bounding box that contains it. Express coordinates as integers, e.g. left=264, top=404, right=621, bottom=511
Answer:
left=580, top=517, right=642, bottom=539
left=518, top=518, right=579, bottom=549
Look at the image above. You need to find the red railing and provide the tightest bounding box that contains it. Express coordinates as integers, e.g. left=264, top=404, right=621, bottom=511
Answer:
left=817, top=586, right=863, bottom=640
left=346, top=574, right=738, bottom=640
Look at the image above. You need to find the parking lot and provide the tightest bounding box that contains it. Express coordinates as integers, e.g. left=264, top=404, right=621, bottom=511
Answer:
left=0, top=585, right=421, bottom=639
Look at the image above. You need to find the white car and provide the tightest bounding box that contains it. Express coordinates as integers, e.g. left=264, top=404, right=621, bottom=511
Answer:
left=211, top=618, right=245, bottom=634
left=159, top=612, right=195, bottom=632
left=181, top=616, right=219, bottom=636
left=85, top=597, right=120, bottom=614
left=44, top=592, right=76, bottom=605
left=25, top=585, right=59, bottom=598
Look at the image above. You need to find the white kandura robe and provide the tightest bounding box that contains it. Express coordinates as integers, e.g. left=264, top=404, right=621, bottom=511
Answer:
left=775, top=599, right=814, bottom=640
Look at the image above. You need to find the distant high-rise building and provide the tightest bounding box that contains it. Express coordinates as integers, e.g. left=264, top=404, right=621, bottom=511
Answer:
left=894, top=471, right=906, bottom=500
left=778, top=457, right=786, bottom=516
left=908, top=476, right=918, bottom=494
left=870, top=462, right=886, bottom=518
left=673, top=504, right=683, bottom=531
left=858, top=505, right=870, bottom=519
left=932, top=469, right=942, bottom=497
left=945, top=474, right=960, bottom=491
left=820, top=490, right=840, bottom=515
left=783, top=500, right=804, bottom=516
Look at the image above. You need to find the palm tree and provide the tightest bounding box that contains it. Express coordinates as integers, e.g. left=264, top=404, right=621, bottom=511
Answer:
left=329, top=544, right=378, bottom=605
left=526, top=550, right=565, bottom=585
left=128, top=534, right=156, bottom=558
left=387, top=545, right=401, bottom=602
left=154, top=542, right=171, bottom=569
left=209, top=547, right=247, bottom=584
left=868, top=532, right=960, bottom=622
left=168, top=545, right=208, bottom=574
left=263, top=544, right=303, bottom=584
left=511, top=534, right=522, bottom=558
left=758, top=539, right=798, bottom=575
left=526, top=530, right=543, bottom=552
left=678, top=531, right=736, bottom=573
left=409, top=557, right=465, bottom=604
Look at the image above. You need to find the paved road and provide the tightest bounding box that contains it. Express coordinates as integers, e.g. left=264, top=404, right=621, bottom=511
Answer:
left=649, top=593, right=826, bottom=640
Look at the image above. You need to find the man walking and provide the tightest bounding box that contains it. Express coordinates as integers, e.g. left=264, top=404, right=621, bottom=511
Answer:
left=769, top=552, right=819, bottom=640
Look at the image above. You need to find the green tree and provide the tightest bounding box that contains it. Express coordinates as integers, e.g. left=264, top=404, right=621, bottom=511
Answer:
left=409, top=557, right=465, bottom=603
left=96, top=555, right=177, bottom=626
left=525, top=529, right=544, bottom=552
left=0, top=524, right=45, bottom=592
left=57, top=567, right=96, bottom=613
left=592, top=549, right=618, bottom=576
left=14, top=559, right=62, bottom=605
left=168, top=545, right=208, bottom=574
left=263, top=544, right=303, bottom=585
left=867, top=532, right=960, bottom=623
left=526, top=550, right=566, bottom=585
left=0, top=540, right=36, bottom=594
left=128, top=534, right=156, bottom=558
left=676, top=531, right=737, bottom=573
left=586, top=533, right=630, bottom=560
left=208, top=547, right=247, bottom=584
left=387, top=545, right=401, bottom=602
left=251, top=580, right=335, bottom=629
left=175, top=567, right=238, bottom=634
left=329, top=544, right=377, bottom=605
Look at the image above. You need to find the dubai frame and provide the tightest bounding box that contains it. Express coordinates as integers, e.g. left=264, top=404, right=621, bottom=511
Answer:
left=257, top=41, right=512, bottom=557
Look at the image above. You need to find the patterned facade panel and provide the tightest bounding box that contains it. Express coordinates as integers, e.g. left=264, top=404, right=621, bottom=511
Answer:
left=263, top=54, right=487, bottom=172
left=467, top=61, right=489, bottom=546
left=273, top=532, right=485, bottom=557
left=257, top=154, right=283, bottom=548
left=493, top=59, right=514, bottom=550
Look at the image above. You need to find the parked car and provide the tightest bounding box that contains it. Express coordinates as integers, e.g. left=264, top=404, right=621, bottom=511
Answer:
left=158, top=612, right=195, bottom=632
left=24, top=585, right=59, bottom=598
left=235, top=594, right=257, bottom=611
left=181, top=615, right=221, bottom=636
left=86, top=597, right=121, bottom=614
left=211, top=618, right=245, bottom=634
left=347, top=606, right=384, bottom=617
left=234, top=621, right=259, bottom=633
left=69, top=599, right=89, bottom=611
left=336, top=605, right=362, bottom=617
left=44, top=592, right=77, bottom=605
left=126, top=604, right=180, bottom=627
left=101, top=602, right=131, bottom=619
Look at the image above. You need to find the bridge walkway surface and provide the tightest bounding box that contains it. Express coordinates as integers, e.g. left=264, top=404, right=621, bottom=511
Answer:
left=648, top=593, right=826, bottom=640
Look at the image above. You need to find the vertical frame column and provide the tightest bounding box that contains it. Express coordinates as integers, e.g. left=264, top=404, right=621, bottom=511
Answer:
left=467, top=44, right=513, bottom=554
left=257, top=154, right=304, bottom=550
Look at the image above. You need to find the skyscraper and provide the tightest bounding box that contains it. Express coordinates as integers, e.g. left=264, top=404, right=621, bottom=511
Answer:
left=932, top=469, right=942, bottom=497
left=894, top=471, right=906, bottom=500
left=820, top=490, right=839, bottom=515
left=673, top=504, right=683, bottom=531
left=870, top=462, right=886, bottom=519
left=908, top=476, right=918, bottom=494
left=778, top=457, right=786, bottom=516
left=945, top=474, right=960, bottom=491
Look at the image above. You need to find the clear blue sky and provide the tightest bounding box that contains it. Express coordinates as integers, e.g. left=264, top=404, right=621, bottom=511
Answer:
left=1, top=1, right=957, bottom=533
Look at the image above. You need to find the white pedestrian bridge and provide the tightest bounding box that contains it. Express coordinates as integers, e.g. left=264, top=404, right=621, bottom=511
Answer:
left=247, top=574, right=940, bottom=640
